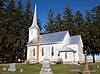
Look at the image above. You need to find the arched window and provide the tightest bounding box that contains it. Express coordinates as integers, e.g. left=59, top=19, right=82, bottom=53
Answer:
left=51, top=46, right=54, bottom=56
left=33, top=48, right=35, bottom=56
left=65, top=52, right=67, bottom=59
left=42, top=47, right=44, bottom=56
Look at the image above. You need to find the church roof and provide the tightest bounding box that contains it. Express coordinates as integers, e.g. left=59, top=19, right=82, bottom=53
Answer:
left=28, top=31, right=82, bottom=46
left=28, top=31, right=68, bottom=45
left=68, top=35, right=81, bottom=44
left=60, top=47, right=76, bottom=52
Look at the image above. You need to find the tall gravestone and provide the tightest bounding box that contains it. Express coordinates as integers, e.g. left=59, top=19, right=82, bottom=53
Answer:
left=8, top=63, right=16, bottom=71
left=40, top=59, right=54, bottom=74
left=89, top=64, right=96, bottom=72
left=83, top=50, right=90, bottom=74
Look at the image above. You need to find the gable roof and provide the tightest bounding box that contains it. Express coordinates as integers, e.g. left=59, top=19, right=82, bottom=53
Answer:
left=68, top=35, right=81, bottom=44
left=28, top=31, right=68, bottom=45
left=60, top=47, right=76, bottom=52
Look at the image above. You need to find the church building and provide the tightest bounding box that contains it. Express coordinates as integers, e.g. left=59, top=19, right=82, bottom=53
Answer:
left=27, top=5, right=83, bottom=64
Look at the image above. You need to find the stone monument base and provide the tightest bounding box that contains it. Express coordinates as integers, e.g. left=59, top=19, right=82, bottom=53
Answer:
left=8, top=68, right=16, bottom=71
left=40, top=71, right=54, bottom=74
left=83, top=71, right=90, bottom=74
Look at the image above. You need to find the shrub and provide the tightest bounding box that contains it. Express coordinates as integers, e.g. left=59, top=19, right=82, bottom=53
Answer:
left=55, top=58, right=63, bottom=64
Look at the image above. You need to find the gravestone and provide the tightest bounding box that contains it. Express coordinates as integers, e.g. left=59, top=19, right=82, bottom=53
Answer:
left=8, top=63, right=16, bottom=71
left=40, top=59, right=54, bottom=74
left=70, top=65, right=80, bottom=72
left=96, top=65, right=99, bottom=68
left=20, top=69, right=23, bottom=72
left=89, top=64, right=96, bottom=72
left=83, top=50, right=90, bottom=74
left=2, top=67, right=7, bottom=71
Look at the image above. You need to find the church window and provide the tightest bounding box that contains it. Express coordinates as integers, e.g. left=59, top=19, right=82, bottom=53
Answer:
left=33, top=48, right=35, bottom=56
left=65, top=52, right=67, bottom=59
left=51, top=46, right=54, bottom=56
left=42, top=47, right=44, bottom=56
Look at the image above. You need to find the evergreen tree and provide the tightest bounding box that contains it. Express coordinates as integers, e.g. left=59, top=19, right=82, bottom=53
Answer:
left=88, top=6, right=100, bottom=63
left=0, top=0, right=8, bottom=62
left=74, top=10, right=85, bottom=34
left=6, top=0, right=20, bottom=62
left=15, top=0, right=25, bottom=61
left=44, top=9, right=55, bottom=33
left=74, top=10, right=90, bottom=55
left=22, top=0, right=32, bottom=60
left=62, top=5, right=74, bottom=35
left=84, top=6, right=100, bottom=63
left=0, top=0, right=17, bottom=62
left=37, top=18, right=42, bottom=31
left=54, top=13, right=63, bottom=32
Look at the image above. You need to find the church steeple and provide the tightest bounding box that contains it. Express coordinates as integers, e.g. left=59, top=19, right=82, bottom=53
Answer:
left=29, top=4, right=39, bottom=29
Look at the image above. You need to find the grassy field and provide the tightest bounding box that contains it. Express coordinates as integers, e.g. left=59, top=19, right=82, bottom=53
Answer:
left=0, top=62, right=100, bottom=74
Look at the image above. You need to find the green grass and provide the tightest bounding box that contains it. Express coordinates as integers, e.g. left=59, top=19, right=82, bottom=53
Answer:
left=0, top=62, right=100, bottom=74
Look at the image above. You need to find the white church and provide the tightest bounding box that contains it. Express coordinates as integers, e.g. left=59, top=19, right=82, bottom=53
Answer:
left=27, top=5, right=84, bottom=64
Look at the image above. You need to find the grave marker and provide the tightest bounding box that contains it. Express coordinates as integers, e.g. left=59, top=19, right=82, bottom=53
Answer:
left=40, top=59, right=53, bottom=74
left=96, top=65, right=99, bottom=68
left=20, top=69, right=23, bottom=72
left=2, top=67, right=7, bottom=71
left=89, top=64, right=96, bottom=72
left=83, top=50, right=90, bottom=74
left=8, top=63, right=16, bottom=71
left=70, top=65, right=80, bottom=72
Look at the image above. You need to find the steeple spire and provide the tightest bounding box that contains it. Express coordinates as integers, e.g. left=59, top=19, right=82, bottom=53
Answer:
left=29, top=4, right=39, bottom=29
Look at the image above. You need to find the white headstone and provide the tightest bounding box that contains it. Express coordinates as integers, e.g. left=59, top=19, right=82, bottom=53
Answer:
left=8, top=63, right=16, bottom=71
left=42, top=60, right=50, bottom=69
left=40, top=59, right=53, bottom=74
left=3, top=67, right=7, bottom=71
left=97, top=65, right=99, bottom=68
left=20, top=69, right=23, bottom=72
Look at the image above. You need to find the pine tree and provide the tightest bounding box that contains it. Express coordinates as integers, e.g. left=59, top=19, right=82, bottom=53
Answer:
left=74, top=10, right=85, bottom=33
left=14, top=0, right=25, bottom=61
left=62, top=5, right=74, bottom=35
left=37, top=18, right=42, bottom=31
left=5, top=0, right=19, bottom=62
left=21, top=0, right=33, bottom=60
left=74, top=10, right=89, bottom=53
left=44, top=9, right=55, bottom=33
left=88, top=6, right=100, bottom=63
left=0, top=0, right=8, bottom=62
left=54, top=13, right=63, bottom=32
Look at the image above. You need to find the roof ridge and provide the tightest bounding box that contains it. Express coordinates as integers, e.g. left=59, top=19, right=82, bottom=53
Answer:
left=40, top=31, right=68, bottom=36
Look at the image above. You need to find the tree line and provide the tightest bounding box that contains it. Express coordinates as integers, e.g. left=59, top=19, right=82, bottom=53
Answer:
left=0, top=0, right=41, bottom=63
left=44, top=6, right=100, bottom=63
left=0, top=0, right=100, bottom=63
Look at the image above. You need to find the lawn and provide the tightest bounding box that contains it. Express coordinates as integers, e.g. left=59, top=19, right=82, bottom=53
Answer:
left=0, top=62, right=100, bottom=74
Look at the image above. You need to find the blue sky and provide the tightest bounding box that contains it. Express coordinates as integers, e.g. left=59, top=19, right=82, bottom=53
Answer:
left=17, top=0, right=100, bottom=30
left=29, top=0, right=100, bottom=25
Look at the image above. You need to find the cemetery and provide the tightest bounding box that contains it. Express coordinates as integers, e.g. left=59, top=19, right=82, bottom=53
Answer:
left=0, top=0, right=100, bottom=74
left=0, top=62, right=100, bottom=74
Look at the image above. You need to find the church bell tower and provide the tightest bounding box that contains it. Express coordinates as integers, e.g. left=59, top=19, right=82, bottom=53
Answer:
left=28, top=4, right=40, bottom=63
left=28, top=4, right=40, bottom=42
